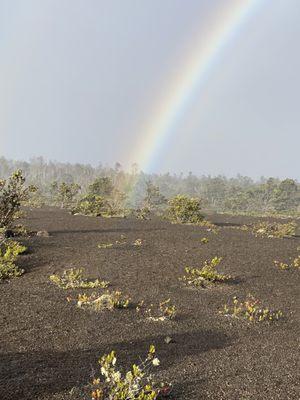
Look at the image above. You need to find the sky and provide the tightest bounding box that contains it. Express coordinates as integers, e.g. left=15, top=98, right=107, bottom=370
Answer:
left=0, top=0, right=299, bottom=180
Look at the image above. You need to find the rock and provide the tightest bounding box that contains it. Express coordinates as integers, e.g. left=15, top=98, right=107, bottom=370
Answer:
left=36, top=230, right=50, bottom=237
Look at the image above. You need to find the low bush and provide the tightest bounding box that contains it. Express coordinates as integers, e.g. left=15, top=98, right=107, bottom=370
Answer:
left=166, top=195, right=204, bottom=224
left=221, top=295, right=283, bottom=323
left=0, top=170, right=36, bottom=232
left=136, top=298, right=177, bottom=321
left=0, top=240, right=26, bottom=281
left=72, top=194, right=110, bottom=217
left=181, top=257, right=230, bottom=287
left=77, top=290, right=131, bottom=311
left=49, top=268, right=109, bottom=289
left=90, top=345, right=171, bottom=400
left=251, top=221, right=297, bottom=238
left=200, top=237, right=209, bottom=244
left=274, top=255, right=300, bottom=270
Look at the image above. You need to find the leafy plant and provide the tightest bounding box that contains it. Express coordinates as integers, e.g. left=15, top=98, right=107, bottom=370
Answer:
left=274, top=255, right=300, bottom=270
left=166, top=195, right=204, bottom=224
left=73, top=194, right=110, bottom=217
left=0, top=240, right=26, bottom=281
left=49, top=268, right=109, bottom=289
left=135, top=207, right=151, bottom=220
left=251, top=221, right=297, bottom=238
left=181, top=257, right=230, bottom=287
left=77, top=290, right=131, bottom=311
left=137, top=299, right=177, bottom=321
left=50, top=181, right=81, bottom=208
left=0, top=170, right=36, bottom=232
left=200, top=237, right=209, bottom=244
left=90, top=345, right=171, bottom=400
left=133, top=238, right=143, bottom=246
left=221, top=295, right=283, bottom=323
left=98, top=243, right=114, bottom=249
left=143, top=181, right=167, bottom=211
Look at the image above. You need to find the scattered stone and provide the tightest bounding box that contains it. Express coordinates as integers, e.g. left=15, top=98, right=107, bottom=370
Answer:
left=164, top=336, right=173, bottom=344
left=36, top=230, right=50, bottom=237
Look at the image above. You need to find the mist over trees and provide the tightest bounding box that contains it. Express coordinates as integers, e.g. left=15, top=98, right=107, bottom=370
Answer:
left=0, top=156, right=299, bottom=214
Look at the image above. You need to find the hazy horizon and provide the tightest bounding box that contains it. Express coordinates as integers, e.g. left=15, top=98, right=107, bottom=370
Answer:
left=1, top=0, right=299, bottom=180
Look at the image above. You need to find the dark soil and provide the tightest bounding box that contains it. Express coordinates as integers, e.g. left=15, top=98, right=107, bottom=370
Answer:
left=1, top=208, right=299, bottom=400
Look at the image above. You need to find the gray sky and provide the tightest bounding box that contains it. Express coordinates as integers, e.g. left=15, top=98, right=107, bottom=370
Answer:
left=0, top=0, right=299, bottom=179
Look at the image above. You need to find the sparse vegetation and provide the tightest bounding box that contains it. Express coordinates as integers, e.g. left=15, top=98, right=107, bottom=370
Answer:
left=167, top=194, right=204, bottom=224
left=133, top=238, right=143, bottom=246
left=0, top=169, right=36, bottom=233
left=137, top=299, right=177, bottom=321
left=181, top=257, right=231, bottom=287
left=77, top=290, right=131, bottom=311
left=221, top=295, right=283, bottom=323
left=0, top=240, right=26, bottom=281
left=200, top=237, right=209, bottom=244
left=274, top=255, right=300, bottom=270
left=49, top=268, right=109, bottom=289
left=90, top=345, right=170, bottom=400
left=251, top=221, right=297, bottom=238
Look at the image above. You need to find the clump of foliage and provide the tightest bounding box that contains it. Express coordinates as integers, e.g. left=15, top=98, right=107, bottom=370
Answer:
left=77, top=290, right=131, bottom=311
left=166, top=195, right=204, bottom=224
left=49, top=268, right=109, bottom=289
left=274, top=255, right=300, bottom=270
left=98, top=243, right=114, bottom=249
left=90, top=345, right=171, bottom=400
left=143, top=181, right=167, bottom=211
left=200, top=237, right=209, bottom=244
left=134, top=207, right=151, bottom=220
left=137, top=299, right=177, bottom=321
left=0, top=240, right=26, bottom=281
left=251, top=221, right=297, bottom=238
left=221, top=295, right=283, bottom=323
left=73, top=194, right=111, bottom=217
left=181, top=257, right=231, bottom=287
left=0, top=170, right=36, bottom=232
left=50, top=181, right=81, bottom=208
left=133, top=238, right=143, bottom=246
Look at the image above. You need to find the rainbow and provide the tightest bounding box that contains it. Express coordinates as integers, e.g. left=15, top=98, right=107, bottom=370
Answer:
left=130, top=0, right=262, bottom=175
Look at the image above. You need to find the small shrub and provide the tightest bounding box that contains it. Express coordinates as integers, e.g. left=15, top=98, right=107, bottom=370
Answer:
left=77, top=290, right=130, bottom=311
left=135, top=207, right=151, bottom=220
left=49, top=268, right=109, bottom=289
left=98, top=243, right=114, bottom=249
left=274, top=255, right=300, bottom=270
left=221, top=295, right=283, bottom=323
left=137, top=299, right=177, bottom=321
left=72, top=194, right=110, bottom=217
left=90, top=345, right=171, bottom=400
left=0, top=170, right=36, bottom=232
left=133, top=238, right=143, bottom=246
left=181, top=257, right=230, bottom=287
left=200, top=237, right=209, bottom=244
left=251, top=221, right=297, bottom=238
left=166, top=195, right=204, bottom=224
left=0, top=240, right=26, bottom=281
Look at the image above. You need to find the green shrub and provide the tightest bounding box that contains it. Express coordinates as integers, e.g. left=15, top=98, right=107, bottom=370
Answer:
left=77, top=290, right=131, bottom=311
left=90, top=345, right=170, bottom=400
left=136, top=298, right=177, bottom=321
left=166, top=195, right=204, bottom=224
left=251, top=221, right=297, bottom=238
left=0, top=240, right=26, bottom=281
left=0, top=170, right=36, bottom=232
left=49, top=268, right=109, bottom=289
left=221, top=295, right=283, bottom=323
left=274, top=255, right=300, bottom=270
left=72, top=194, right=110, bottom=216
left=181, top=257, right=230, bottom=287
